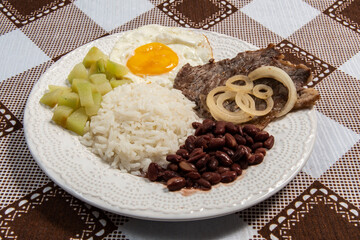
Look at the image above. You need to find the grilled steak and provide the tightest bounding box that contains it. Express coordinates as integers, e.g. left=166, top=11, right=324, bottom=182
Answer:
left=173, top=44, right=320, bottom=129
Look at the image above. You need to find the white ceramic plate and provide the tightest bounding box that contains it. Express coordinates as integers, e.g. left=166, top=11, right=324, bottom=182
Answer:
left=24, top=29, right=317, bottom=221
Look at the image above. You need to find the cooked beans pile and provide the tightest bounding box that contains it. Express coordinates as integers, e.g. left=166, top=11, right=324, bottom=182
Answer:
left=146, top=119, right=274, bottom=191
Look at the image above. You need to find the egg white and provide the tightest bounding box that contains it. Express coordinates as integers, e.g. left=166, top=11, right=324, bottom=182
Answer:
left=110, top=24, right=213, bottom=88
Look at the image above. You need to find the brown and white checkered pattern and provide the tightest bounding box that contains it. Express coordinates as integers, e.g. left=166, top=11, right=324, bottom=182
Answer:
left=0, top=0, right=359, bottom=239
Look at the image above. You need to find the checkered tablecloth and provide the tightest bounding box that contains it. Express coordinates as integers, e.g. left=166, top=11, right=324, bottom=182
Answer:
left=1, top=0, right=360, bottom=239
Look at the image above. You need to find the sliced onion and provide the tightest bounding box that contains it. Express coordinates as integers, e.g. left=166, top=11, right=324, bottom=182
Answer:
left=252, top=84, right=273, bottom=99
left=235, top=93, right=274, bottom=116
left=248, top=66, right=297, bottom=117
left=206, top=86, right=228, bottom=113
left=216, top=91, right=236, bottom=111
left=210, top=107, right=253, bottom=124
left=225, top=75, right=253, bottom=92
left=206, top=66, right=297, bottom=123
left=215, top=92, right=252, bottom=119
left=217, top=92, right=253, bottom=117
left=207, top=90, right=253, bottom=124
left=209, top=108, right=253, bottom=124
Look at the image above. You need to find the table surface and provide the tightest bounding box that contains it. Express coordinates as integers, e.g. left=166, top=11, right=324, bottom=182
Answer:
left=1, top=0, right=360, bottom=239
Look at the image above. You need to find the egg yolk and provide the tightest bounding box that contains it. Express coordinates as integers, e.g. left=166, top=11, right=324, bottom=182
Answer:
left=126, top=42, right=179, bottom=76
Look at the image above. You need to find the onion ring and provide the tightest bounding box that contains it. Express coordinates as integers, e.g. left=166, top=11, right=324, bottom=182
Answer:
left=206, top=66, right=297, bottom=123
left=252, top=84, right=273, bottom=99
left=213, top=92, right=253, bottom=123
left=206, top=86, right=228, bottom=114
left=248, top=66, right=297, bottom=117
left=235, top=93, right=274, bottom=116
left=225, top=75, right=253, bottom=92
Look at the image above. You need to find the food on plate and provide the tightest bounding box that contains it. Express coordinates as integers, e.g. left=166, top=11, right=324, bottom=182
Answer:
left=126, top=42, right=179, bottom=75
left=80, top=82, right=200, bottom=175
left=174, top=44, right=320, bottom=129
left=66, top=107, right=89, bottom=135
left=52, top=105, right=74, bottom=127
left=146, top=119, right=274, bottom=191
left=110, top=79, right=132, bottom=88
left=206, top=66, right=297, bottom=124
left=67, top=63, right=88, bottom=83
left=40, top=87, right=70, bottom=108
left=39, top=47, right=131, bottom=135
left=82, top=46, right=108, bottom=68
left=105, top=59, right=129, bottom=79
left=39, top=25, right=318, bottom=193
left=58, top=92, right=80, bottom=109
left=110, top=24, right=213, bottom=88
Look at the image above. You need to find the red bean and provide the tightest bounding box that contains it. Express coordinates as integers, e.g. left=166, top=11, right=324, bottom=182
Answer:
left=185, top=135, right=196, bottom=152
left=239, top=159, right=249, bottom=169
left=264, top=135, right=275, bottom=149
left=220, top=171, right=237, bottom=183
left=186, top=179, right=194, bottom=188
left=231, top=163, right=242, bottom=175
left=162, top=170, right=180, bottom=181
left=167, top=163, right=178, bottom=172
left=198, top=166, right=207, bottom=173
left=247, top=154, right=256, bottom=164
left=214, top=121, right=226, bottom=135
left=251, top=142, right=263, bottom=150
left=167, top=177, right=186, bottom=191
left=186, top=135, right=196, bottom=143
left=234, top=134, right=246, bottom=145
left=208, top=151, right=216, bottom=156
left=208, top=137, right=225, bottom=149
left=189, top=148, right=203, bottom=157
left=252, top=153, right=264, bottom=165
left=202, top=134, right=211, bottom=141
left=195, top=155, right=209, bottom=169
left=147, top=163, right=159, bottom=181
left=245, top=134, right=254, bottom=146
left=194, top=136, right=208, bottom=149
left=207, top=157, right=219, bottom=171
left=232, top=145, right=247, bottom=162
left=238, top=125, right=244, bottom=136
left=202, top=119, right=215, bottom=132
left=196, top=178, right=211, bottom=190
left=194, top=125, right=203, bottom=136
left=254, top=131, right=270, bottom=142
left=255, top=148, right=267, bottom=156
left=188, top=151, right=206, bottom=163
left=202, top=172, right=221, bottom=185
left=217, top=166, right=230, bottom=174
left=225, top=122, right=238, bottom=134
left=206, top=133, right=215, bottom=139
left=215, top=151, right=233, bottom=166
left=166, top=154, right=182, bottom=163
left=176, top=149, right=189, bottom=159
left=222, top=147, right=235, bottom=158
left=247, top=153, right=264, bottom=165
left=192, top=122, right=201, bottom=129
left=179, top=161, right=197, bottom=172
left=244, top=146, right=252, bottom=154
left=186, top=171, right=201, bottom=180
left=225, top=133, right=237, bottom=149
left=243, top=124, right=260, bottom=137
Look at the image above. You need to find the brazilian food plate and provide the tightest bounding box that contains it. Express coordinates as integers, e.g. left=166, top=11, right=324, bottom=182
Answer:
left=24, top=28, right=317, bottom=221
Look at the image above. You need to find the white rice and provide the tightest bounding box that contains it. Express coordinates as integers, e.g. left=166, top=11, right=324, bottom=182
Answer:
left=80, top=82, right=200, bottom=175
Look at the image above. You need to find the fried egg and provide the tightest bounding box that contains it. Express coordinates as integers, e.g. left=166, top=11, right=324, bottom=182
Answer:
left=110, top=24, right=213, bottom=88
